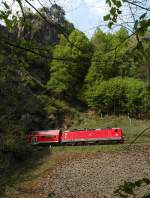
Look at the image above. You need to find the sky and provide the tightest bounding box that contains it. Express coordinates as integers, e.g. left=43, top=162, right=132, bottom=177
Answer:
left=1, top=0, right=147, bottom=37
left=0, top=0, right=109, bottom=37
left=42, top=0, right=149, bottom=37
left=53, top=0, right=109, bottom=37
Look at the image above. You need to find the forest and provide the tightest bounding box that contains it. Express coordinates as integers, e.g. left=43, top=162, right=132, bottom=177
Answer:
left=0, top=0, right=150, bottom=190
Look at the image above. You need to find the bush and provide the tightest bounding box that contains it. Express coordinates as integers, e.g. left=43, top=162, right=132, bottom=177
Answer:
left=83, top=77, right=150, bottom=117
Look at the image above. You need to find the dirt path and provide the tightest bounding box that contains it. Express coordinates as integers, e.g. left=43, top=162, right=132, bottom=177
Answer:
left=6, top=146, right=150, bottom=198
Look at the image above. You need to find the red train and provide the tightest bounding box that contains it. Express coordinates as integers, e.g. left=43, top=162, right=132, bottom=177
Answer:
left=27, top=128, right=124, bottom=145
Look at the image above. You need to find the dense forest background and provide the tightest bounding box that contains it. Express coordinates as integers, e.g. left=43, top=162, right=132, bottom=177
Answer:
left=0, top=1, right=150, bottom=183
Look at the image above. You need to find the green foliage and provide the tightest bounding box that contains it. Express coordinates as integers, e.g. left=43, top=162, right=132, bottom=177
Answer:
left=39, top=95, right=75, bottom=128
left=114, top=178, right=150, bottom=197
left=9, top=5, right=74, bottom=43
left=84, top=27, right=150, bottom=102
left=47, top=30, right=92, bottom=99
left=104, top=0, right=150, bottom=35
left=104, top=0, right=123, bottom=25
left=0, top=3, right=76, bottom=184
left=104, top=0, right=150, bottom=78
left=83, top=77, right=150, bottom=116
left=85, top=28, right=134, bottom=86
left=0, top=45, right=48, bottom=152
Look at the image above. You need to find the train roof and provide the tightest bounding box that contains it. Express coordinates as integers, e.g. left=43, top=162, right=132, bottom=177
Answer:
left=64, top=128, right=122, bottom=132
left=29, top=129, right=60, bottom=134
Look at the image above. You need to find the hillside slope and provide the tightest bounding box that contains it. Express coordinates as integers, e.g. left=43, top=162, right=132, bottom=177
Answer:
left=3, top=115, right=150, bottom=197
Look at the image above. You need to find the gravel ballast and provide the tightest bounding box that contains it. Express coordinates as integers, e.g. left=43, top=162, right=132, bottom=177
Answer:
left=40, top=146, right=150, bottom=198
left=6, top=146, right=150, bottom=198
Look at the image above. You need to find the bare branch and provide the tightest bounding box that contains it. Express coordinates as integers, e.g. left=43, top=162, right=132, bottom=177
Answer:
left=126, top=0, right=150, bottom=12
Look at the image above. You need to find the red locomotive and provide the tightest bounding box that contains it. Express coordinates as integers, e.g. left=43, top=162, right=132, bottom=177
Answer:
left=27, top=128, right=124, bottom=145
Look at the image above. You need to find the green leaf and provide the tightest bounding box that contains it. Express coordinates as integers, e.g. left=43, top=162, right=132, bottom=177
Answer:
left=112, top=0, right=117, bottom=4
left=138, top=20, right=149, bottom=36
left=108, top=21, right=114, bottom=28
left=136, top=41, right=144, bottom=51
left=5, top=19, right=12, bottom=29
left=139, top=12, right=147, bottom=20
left=134, top=20, right=138, bottom=30
left=112, top=16, right=117, bottom=22
left=3, top=2, right=10, bottom=9
left=117, top=9, right=122, bottom=14
left=106, top=0, right=111, bottom=7
left=103, top=14, right=110, bottom=21
left=116, top=1, right=122, bottom=7
left=110, top=7, right=116, bottom=15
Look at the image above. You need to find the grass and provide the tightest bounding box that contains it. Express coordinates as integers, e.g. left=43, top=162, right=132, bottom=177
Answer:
left=0, top=147, right=50, bottom=197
